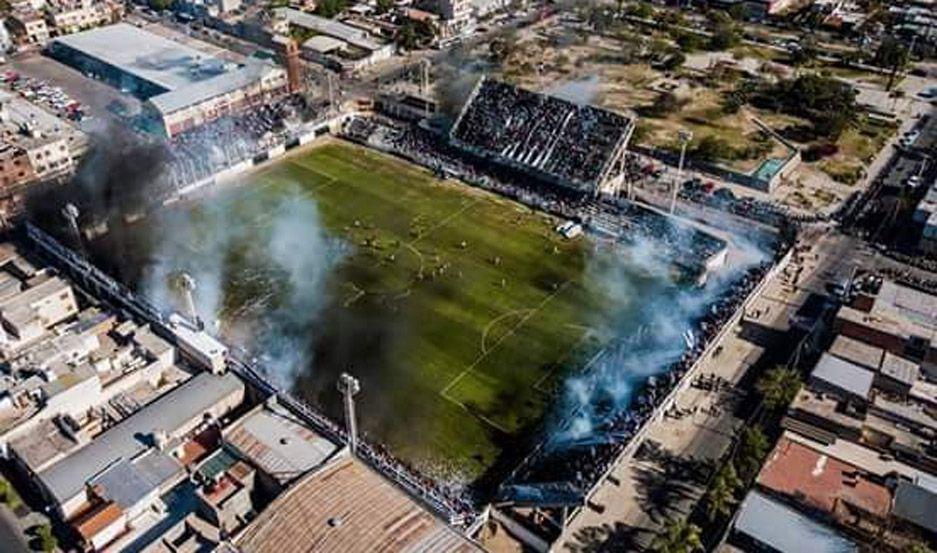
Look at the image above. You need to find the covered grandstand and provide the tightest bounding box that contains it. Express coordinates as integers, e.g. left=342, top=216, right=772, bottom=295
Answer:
left=236, top=454, right=482, bottom=553
left=450, top=78, right=635, bottom=197
left=47, top=23, right=288, bottom=137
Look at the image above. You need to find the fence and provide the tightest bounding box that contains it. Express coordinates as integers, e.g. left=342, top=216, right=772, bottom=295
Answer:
left=22, top=222, right=479, bottom=530
left=552, top=245, right=794, bottom=547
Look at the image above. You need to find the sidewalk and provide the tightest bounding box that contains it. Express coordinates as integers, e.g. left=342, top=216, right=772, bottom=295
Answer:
left=555, top=232, right=850, bottom=551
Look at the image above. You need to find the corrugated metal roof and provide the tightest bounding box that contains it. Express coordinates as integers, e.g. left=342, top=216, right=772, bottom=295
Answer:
left=893, top=476, right=937, bottom=533
left=39, top=372, right=244, bottom=507
left=50, top=23, right=221, bottom=92
left=734, top=491, right=858, bottom=553
left=147, top=61, right=283, bottom=116
left=225, top=402, right=337, bottom=485
left=811, top=353, right=875, bottom=400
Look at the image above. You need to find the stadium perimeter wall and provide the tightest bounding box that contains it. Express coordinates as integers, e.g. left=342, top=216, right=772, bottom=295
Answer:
left=544, top=245, right=794, bottom=550
left=168, top=112, right=356, bottom=201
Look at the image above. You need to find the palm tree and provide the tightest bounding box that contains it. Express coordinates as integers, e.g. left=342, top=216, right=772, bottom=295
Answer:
left=650, top=517, right=704, bottom=553
left=705, top=463, right=742, bottom=521
left=756, top=366, right=802, bottom=412
left=736, top=425, right=770, bottom=482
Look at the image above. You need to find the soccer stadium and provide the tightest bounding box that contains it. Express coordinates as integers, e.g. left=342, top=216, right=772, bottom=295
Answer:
left=450, top=77, right=636, bottom=197
left=87, top=79, right=772, bottom=518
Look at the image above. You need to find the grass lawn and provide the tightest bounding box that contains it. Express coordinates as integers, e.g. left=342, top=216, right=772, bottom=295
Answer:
left=112, top=140, right=681, bottom=480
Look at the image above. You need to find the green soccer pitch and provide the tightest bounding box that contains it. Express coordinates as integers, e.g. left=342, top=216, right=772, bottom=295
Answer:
left=110, top=139, right=679, bottom=480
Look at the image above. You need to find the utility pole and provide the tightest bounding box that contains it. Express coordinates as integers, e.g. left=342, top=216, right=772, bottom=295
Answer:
left=670, top=129, right=693, bottom=214
left=178, top=272, right=202, bottom=330
left=327, top=72, right=336, bottom=114
left=337, top=372, right=361, bottom=455
left=61, top=203, right=82, bottom=253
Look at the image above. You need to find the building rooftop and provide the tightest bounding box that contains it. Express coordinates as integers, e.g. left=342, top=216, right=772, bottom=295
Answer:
left=50, top=23, right=226, bottom=92
left=733, top=490, right=857, bottom=553
left=810, top=353, right=875, bottom=400
left=757, top=437, right=892, bottom=519
left=893, top=475, right=937, bottom=535
left=828, top=335, right=884, bottom=371
left=879, top=352, right=920, bottom=386
left=147, top=60, right=282, bottom=116
left=236, top=455, right=481, bottom=553
left=38, top=371, right=243, bottom=507
left=224, top=400, right=338, bottom=485
left=73, top=501, right=124, bottom=543
left=274, top=8, right=385, bottom=51
left=0, top=275, right=72, bottom=330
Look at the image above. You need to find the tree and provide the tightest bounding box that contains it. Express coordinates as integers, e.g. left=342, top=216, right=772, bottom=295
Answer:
left=315, top=0, right=347, bottom=18
left=375, top=0, right=394, bottom=14
left=904, top=541, right=934, bottom=553
left=873, top=37, right=909, bottom=90
left=728, top=3, right=750, bottom=21
left=662, top=51, right=686, bottom=71
left=755, top=74, right=858, bottom=139
left=395, top=20, right=437, bottom=50
left=650, top=517, right=703, bottom=553
left=756, top=365, right=802, bottom=411
left=736, top=425, right=770, bottom=482
left=647, top=92, right=682, bottom=116
left=675, top=31, right=705, bottom=53
left=36, top=523, right=56, bottom=553
left=147, top=0, right=173, bottom=11
left=626, top=1, right=654, bottom=19
left=789, top=36, right=819, bottom=66
left=708, top=25, right=741, bottom=51
left=693, top=135, right=733, bottom=162
left=705, top=463, right=742, bottom=521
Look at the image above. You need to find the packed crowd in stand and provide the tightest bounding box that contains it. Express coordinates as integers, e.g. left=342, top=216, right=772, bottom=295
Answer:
left=340, top=115, right=789, bottom=517
left=166, top=97, right=326, bottom=189
left=451, top=78, right=632, bottom=193
left=500, top=259, right=773, bottom=504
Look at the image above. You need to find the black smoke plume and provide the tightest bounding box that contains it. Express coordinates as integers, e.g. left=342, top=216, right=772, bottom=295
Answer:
left=25, top=123, right=170, bottom=242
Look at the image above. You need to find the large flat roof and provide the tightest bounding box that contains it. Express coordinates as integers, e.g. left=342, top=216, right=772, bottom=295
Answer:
left=224, top=401, right=338, bottom=485
left=237, top=455, right=481, bottom=553
left=810, top=353, right=875, bottom=400
left=38, top=371, right=243, bottom=507
left=734, top=490, right=857, bottom=553
left=147, top=61, right=281, bottom=116
left=275, top=8, right=385, bottom=51
left=50, top=23, right=224, bottom=92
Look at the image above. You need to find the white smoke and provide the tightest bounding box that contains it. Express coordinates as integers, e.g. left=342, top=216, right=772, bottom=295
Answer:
left=140, top=183, right=345, bottom=388
left=553, top=224, right=771, bottom=444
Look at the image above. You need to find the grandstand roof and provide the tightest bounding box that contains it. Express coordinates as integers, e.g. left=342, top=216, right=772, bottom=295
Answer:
left=450, top=78, right=634, bottom=194
left=147, top=60, right=282, bottom=115
left=50, top=23, right=224, bottom=92
left=236, top=455, right=481, bottom=553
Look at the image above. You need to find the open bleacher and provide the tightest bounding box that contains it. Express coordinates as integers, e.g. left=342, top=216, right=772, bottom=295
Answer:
left=450, top=78, right=635, bottom=196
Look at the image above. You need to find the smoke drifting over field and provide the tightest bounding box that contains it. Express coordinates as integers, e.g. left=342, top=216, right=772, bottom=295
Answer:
left=25, top=124, right=169, bottom=234
left=138, top=186, right=344, bottom=388
left=554, top=231, right=769, bottom=444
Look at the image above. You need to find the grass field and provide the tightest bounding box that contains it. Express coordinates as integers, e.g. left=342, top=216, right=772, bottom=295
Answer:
left=101, top=139, right=686, bottom=480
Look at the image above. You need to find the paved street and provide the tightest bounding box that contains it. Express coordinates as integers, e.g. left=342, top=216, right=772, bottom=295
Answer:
left=555, top=231, right=852, bottom=551
left=0, top=505, right=30, bottom=553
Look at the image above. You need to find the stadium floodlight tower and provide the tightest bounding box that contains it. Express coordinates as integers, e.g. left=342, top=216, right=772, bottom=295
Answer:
left=337, top=372, right=361, bottom=455
left=670, top=129, right=693, bottom=214
left=178, top=273, right=202, bottom=330
left=61, top=203, right=82, bottom=251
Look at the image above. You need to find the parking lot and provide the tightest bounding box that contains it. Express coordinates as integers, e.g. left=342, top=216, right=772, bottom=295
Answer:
left=5, top=52, right=142, bottom=131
